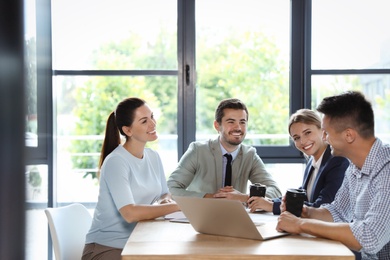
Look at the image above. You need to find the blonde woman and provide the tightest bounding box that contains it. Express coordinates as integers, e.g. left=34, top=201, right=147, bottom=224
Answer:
left=248, top=109, right=349, bottom=214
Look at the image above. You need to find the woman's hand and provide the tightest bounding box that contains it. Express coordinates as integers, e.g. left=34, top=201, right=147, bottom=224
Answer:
left=247, top=196, right=273, bottom=212
left=158, top=194, right=176, bottom=204
left=159, top=198, right=175, bottom=204
left=280, top=195, right=286, bottom=212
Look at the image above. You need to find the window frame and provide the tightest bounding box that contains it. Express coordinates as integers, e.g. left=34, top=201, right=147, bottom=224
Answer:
left=25, top=0, right=53, bottom=165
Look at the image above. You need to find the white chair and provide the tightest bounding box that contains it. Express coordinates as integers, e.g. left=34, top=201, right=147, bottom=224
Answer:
left=44, top=203, right=92, bottom=260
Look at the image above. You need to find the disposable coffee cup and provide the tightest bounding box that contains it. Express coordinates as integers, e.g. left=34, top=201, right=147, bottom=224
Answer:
left=249, top=183, right=266, bottom=198
left=285, top=188, right=307, bottom=217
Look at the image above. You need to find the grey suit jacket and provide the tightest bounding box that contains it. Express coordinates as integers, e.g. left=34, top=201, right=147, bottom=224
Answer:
left=167, top=138, right=282, bottom=198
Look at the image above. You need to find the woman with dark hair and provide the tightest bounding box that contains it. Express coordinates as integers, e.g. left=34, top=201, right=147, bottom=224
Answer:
left=247, top=109, right=349, bottom=214
left=82, top=97, right=179, bottom=260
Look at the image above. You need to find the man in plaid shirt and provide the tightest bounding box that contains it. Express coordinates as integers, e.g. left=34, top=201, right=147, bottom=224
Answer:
left=276, top=91, right=390, bottom=260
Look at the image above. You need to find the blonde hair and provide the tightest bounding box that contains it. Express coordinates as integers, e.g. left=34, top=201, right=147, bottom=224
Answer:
left=288, top=109, right=321, bottom=136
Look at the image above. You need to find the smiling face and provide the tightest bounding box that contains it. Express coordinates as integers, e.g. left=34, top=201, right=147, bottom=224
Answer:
left=290, top=122, right=327, bottom=161
left=122, top=104, right=157, bottom=144
left=214, top=108, right=247, bottom=151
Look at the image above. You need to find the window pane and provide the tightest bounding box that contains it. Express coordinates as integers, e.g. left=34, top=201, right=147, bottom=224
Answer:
left=54, top=75, right=178, bottom=202
left=52, top=0, right=177, bottom=70
left=312, top=74, right=390, bottom=143
left=267, top=163, right=305, bottom=195
left=312, top=0, right=390, bottom=69
left=242, top=163, right=304, bottom=194
left=24, top=0, right=38, bottom=147
left=196, top=0, right=290, bottom=146
left=25, top=164, right=48, bottom=260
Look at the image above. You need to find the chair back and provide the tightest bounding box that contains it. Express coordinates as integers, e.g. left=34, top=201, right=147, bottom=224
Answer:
left=45, top=203, right=92, bottom=260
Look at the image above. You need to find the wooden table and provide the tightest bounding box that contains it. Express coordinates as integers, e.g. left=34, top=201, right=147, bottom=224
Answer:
left=122, top=218, right=355, bottom=259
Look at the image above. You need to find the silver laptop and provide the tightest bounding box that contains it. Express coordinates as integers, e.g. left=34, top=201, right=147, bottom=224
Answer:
left=173, top=196, right=290, bottom=240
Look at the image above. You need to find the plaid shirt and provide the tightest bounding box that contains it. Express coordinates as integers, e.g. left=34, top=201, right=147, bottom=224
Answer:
left=324, top=139, right=390, bottom=260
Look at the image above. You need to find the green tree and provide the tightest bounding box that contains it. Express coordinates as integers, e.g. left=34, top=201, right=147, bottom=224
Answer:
left=71, top=28, right=289, bottom=179
left=71, top=31, right=177, bottom=179
left=196, top=30, right=289, bottom=144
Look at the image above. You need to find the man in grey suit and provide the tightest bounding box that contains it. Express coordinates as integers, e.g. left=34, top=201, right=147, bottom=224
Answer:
left=168, top=98, right=282, bottom=203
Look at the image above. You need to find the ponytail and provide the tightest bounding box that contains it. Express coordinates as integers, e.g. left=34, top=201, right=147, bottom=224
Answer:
left=98, top=112, right=121, bottom=168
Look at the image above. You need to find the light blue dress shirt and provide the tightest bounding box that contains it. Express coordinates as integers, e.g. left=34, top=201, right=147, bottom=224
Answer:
left=323, top=138, right=390, bottom=259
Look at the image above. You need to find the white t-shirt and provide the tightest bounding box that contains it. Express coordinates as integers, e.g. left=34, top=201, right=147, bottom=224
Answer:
left=85, top=145, right=168, bottom=248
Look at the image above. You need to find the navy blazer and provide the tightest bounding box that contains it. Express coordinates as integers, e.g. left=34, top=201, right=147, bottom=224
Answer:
left=272, top=145, right=349, bottom=215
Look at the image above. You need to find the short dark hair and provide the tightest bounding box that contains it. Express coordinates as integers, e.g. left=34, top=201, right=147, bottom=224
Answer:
left=215, top=98, right=248, bottom=124
left=316, top=91, right=374, bottom=138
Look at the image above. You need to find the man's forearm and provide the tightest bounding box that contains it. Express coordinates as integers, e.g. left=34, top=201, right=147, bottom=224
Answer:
left=306, top=207, right=334, bottom=222
left=299, top=219, right=362, bottom=251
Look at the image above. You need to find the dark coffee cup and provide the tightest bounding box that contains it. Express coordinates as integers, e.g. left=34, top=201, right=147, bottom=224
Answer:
left=285, top=188, right=307, bottom=217
left=249, top=183, right=266, bottom=198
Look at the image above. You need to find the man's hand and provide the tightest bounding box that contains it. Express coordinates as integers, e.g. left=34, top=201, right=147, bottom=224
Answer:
left=280, top=195, right=310, bottom=218
left=212, top=186, right=249, bottom=202
left=276, top=211, right=303, bottom=234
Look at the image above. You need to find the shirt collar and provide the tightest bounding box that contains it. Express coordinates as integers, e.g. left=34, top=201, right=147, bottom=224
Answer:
left=311, top=148, right=326, bottom=170
left=360, top=138, right=381, bottom=176
left=219, top=142, right=240, bottom=161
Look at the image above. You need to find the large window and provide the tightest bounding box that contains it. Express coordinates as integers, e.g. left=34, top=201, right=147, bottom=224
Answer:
left=311, top=0, right=390, bottom=70
left=25, top=0, right=38, bottom=147
left=51, top=0, right=178, bottom=204
left=51, top=0, right=299, bottom=206
left=52, top=0, right=177, bottom=70
left=195, top=0, right=291, bottom=146
left=311, top=0, right=390, bottom=143
left=25, top=1, right=390, bottom=259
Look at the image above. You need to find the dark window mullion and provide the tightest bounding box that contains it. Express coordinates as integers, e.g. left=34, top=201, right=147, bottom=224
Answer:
left=52, top=70, right=178, bottom=76
left=311, top=69, right=390, bottom=75
left=177, top=0, right=196, bottom=158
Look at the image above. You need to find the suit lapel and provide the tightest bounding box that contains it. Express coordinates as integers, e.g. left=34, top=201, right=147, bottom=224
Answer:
left=302, top=158, right=314, bottom=190
left=231, top=147, right=243, bottom=185
left=309, top=145, right=332, bottom=200
left=306, top=145, right=332, bottom=201
left=209, top=139, right=224, bottom=189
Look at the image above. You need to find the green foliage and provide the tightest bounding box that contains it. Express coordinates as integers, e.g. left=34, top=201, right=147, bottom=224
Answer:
left=70, top=32, right=177, bottom=179
left=70, top=27, right=289, bottom=179
left=28, top=167, right=42, bottom=188
left=196, top=30, right=289, bottom=144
